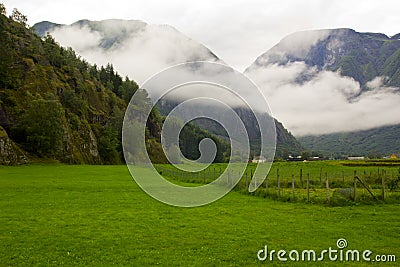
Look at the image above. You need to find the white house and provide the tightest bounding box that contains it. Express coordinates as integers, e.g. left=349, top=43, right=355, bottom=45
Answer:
left=348, top=156, right=365, bottom=160
left=252, top=156, right=267, bottom=163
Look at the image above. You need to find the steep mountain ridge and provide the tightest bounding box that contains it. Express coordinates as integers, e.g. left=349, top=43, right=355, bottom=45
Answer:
left=248, top=28, right=400, bottom=87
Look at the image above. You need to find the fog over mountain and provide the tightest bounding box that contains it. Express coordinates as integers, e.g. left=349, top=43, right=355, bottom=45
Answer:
left=34, top=19, right=220, bottom=84
left=246, top=29, right=400, bottom=136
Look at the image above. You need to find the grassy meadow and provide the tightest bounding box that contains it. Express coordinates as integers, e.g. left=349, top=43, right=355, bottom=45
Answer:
left=0, top=163, right=399, bottom=266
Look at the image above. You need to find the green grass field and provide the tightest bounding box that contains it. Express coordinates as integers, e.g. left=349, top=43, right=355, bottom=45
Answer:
left=1, top=164, right=399, bottom=266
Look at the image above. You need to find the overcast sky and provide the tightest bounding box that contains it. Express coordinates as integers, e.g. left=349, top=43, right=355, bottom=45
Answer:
left=4, top=0, right=400, bottom=71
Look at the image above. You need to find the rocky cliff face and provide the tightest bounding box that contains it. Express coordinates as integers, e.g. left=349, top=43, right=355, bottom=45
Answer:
left=0, top=126, right=27, bottom=165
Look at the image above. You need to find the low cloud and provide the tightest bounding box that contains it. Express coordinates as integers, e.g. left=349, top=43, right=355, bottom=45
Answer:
left=49, top=20, right=219, bottom=84
left=254, top=30, right=331, bottom=65
left=50, top=25, right=101, bottom=51
left=247, top=62, right=400, bottom=136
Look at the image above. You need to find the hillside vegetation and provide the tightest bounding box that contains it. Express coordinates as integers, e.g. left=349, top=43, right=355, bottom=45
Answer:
left=299, top=124, right=400, bottom=158
left=0, top=10, right=142, bottom=164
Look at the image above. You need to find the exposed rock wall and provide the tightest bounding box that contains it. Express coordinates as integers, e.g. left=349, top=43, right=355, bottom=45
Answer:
left=0, top=126, right=28, bottom=165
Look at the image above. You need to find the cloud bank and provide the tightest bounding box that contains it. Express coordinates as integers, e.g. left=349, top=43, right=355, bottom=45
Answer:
left=49, top=20, right=219, bottom=84
left=247, top=62, right=400, bottom=136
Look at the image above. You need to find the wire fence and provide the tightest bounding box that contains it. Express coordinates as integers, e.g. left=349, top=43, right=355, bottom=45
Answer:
left=155, top=165, right=400, bottom=205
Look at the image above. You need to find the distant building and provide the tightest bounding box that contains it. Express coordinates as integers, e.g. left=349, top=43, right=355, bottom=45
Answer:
left=390, top=154, right=398, bottom=159
left=310, top=156, right=324, bottom=161
left=286, top=155, right=303, bottom=162
left=347, top=156, right=365, bottom=160
left=252, top=156, right=267, bottom=163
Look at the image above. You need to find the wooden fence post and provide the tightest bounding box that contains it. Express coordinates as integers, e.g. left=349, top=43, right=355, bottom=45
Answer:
left=325, top=172, right=328, bottom=187
left=277, top=168, right=280, bottom=199
left=291, top=174, right=295, bottom=201
left=326, top=174, right=330, bottom=204
left=382, top=170, right=385, bottom=201
left=353, top=170, right=357, bottom=201
left=307, top=173, right=310, bottom=202
left=300, top=168, right=303, bottom=188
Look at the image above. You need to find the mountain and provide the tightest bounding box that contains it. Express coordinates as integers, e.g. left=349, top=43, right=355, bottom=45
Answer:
left=0, top=12, right=187, bottom=164
left=33, top=18, right=304, bottom=158
left=31, top=21, right=61, bottom=37
left=298, top=124, right=400, bottom=158
left=246, top=28, right=400, bottom=156
left=247, top=28, right=400, bottom=88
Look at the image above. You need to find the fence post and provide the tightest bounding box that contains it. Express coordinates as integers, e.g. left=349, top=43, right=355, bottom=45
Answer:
left=326, top=174, right=330, bottom=204
left=353, top=170, right=357, bottom=201
left=300, top=168, right=303, bottom=188
left=307, top=173, right=310, bottom=202
left=382, top=170, right=385, bottom=201
left=325, top=172, right=328, bottom=188
left=292, top=174, right=295, bottom=201
left=277, top=168, right=280, bottom=199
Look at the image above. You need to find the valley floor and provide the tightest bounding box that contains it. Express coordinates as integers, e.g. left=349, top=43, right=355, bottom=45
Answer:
left=0, top=164, right=399, bottom=266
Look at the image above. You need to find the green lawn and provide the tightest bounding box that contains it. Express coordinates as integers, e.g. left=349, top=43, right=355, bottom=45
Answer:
left=0, top=164, right=399, bottom=266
